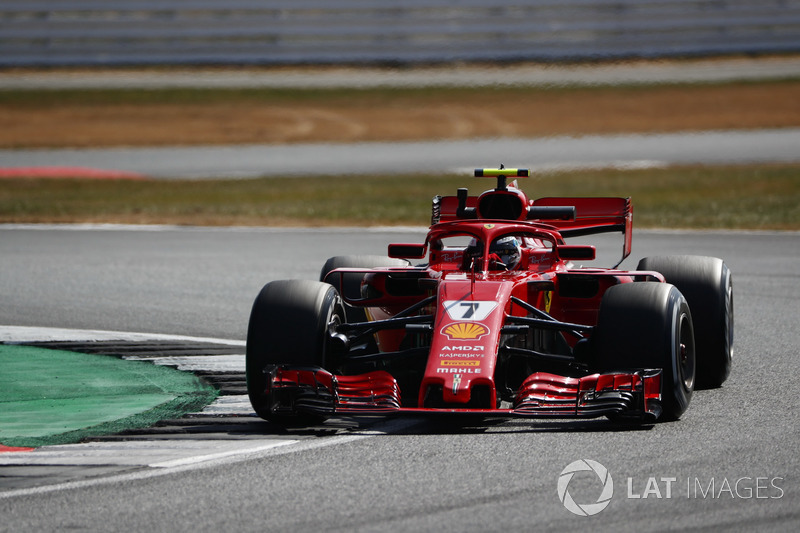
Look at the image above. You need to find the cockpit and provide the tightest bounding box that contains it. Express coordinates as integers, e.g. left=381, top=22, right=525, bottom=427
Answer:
left=428, top=228, right=557, bottom=273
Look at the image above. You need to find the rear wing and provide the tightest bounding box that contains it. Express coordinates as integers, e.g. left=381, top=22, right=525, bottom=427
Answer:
left=533, top=197, right=633, bottom=265
left=431, top=193, right=576, bottom=225
left=432, top=169, right=576, bottom=225
left=432, top=194, right=632, bottom=265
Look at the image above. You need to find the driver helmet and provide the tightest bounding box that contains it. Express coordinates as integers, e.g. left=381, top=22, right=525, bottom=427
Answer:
left=490, top=236, right=521, bottom=270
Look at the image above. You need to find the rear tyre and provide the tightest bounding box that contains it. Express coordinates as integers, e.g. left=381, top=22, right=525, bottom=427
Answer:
left=593, top=282, right=695, bottom=421
left=246, top=280, right=345, bottom=424
left=637, top=256, right=733, bottom=389
left=320, top=255, right=410, bottom=322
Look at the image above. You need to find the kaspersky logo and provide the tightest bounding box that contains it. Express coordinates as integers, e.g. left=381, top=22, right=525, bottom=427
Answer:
left=441, top=322, right=489, bottom=340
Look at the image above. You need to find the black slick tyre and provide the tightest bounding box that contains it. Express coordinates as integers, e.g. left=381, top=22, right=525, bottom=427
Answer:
left=320, top=255, right=410, bottom=322
left=593, top=282, right=696, bottom=421
left=246, top=279, right=345, bottom=424
left=637, top=256, right=733, bottom=389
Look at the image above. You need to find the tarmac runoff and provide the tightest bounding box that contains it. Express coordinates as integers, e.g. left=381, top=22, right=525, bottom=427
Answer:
left=3, top=128, right=799, bottom=179
left=3, top=56, right=799, bottom=90
left=0, top=327, right=243, bottom=451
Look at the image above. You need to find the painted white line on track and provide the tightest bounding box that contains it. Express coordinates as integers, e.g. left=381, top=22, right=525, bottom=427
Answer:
left=123, top=354, right=245, bottom=372
left=0, top=325, right=244, bottom=346
left=0, top=440, right=296, bottom=468
left=148, top=440, right=297, bottom=468
left=0, top=223, right=429, bottom=233
left=1, top=224, right=794, bottom=236
left=0, top=416, right=422, bottom=500
left=198, top=395, right=251, bottom=415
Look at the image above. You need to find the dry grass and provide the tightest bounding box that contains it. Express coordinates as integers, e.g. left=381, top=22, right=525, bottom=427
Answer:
left=1, top=81, right=799, bottom=148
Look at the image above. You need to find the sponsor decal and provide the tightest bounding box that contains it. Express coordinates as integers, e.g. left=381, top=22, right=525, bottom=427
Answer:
left=439, top=345, right=485, bottom=354
left=441, top=322, right=489, bottom=340
left=440, top=360, right=480, bottom=367
left=484, top=224, right=495, bottom=229
left=544, top=291, right=552, bottom=313
left=437, top=367, right=481, bottom=374
left=452, top=373, right=462, bottom=395
left=527, top=253, right=550, bottom=266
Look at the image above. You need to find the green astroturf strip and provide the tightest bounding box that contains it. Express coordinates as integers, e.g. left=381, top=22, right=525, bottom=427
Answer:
left=0, top=344, right=218, bottom=447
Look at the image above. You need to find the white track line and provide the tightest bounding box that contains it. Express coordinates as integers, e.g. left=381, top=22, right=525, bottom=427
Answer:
left=0, top=325, right=244, bottom=346
left=123, top=354, right=245, bottom=372
left=0, top=224, right=428, bottom=233
left=0, top=417, right=420, bottom=500
left=148, top=440, right=297, bottom=468
left=0, top=440, right=297, bottom=468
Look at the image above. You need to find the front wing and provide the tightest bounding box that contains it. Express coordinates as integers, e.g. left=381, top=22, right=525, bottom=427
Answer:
left=262, top=365, right=663, bottom=422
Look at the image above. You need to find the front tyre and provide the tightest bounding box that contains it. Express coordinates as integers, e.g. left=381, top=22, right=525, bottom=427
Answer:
left=246, top=280, right=345, bottom=423
left=593, top=282, right=696, bottom=421
left=637, top=256, right=733, bottom=389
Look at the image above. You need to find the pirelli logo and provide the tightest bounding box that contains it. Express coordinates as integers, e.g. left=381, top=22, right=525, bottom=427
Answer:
left=440, top=360, right=480, bottom=367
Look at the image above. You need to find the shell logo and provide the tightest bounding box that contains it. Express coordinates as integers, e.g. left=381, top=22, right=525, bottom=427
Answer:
left=442, top=322, right=489, bottom=340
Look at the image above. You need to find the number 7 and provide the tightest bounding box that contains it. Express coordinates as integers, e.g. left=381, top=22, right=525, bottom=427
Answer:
left=460, top=302, right=479, bottom=318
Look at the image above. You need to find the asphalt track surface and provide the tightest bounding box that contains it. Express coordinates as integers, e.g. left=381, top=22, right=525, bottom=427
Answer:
left=3, top=56, right=799, bottom=90
left=1, top=224, right=799, bottom=531
left=3, top=129, right=800, bottom=178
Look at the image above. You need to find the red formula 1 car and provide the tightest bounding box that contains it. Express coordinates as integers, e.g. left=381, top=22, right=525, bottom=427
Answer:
left=246, top=169, right=733, bottom=425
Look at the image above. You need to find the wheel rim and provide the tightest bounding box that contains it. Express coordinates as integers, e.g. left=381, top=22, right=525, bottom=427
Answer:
left=321, top=294, right=347, bottom=368
left=678, top=312, right=696, bottom=391
left=725, top=272, right=734, bottom=362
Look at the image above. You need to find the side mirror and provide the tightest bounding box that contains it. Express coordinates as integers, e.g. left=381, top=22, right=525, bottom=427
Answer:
left=556, top=245, right=596, bottom=261
left=388, top=243, right=427, bottom=259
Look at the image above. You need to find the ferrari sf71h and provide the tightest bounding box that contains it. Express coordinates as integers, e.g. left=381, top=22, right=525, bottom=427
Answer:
left=246, top=169, right=733, bottom=426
